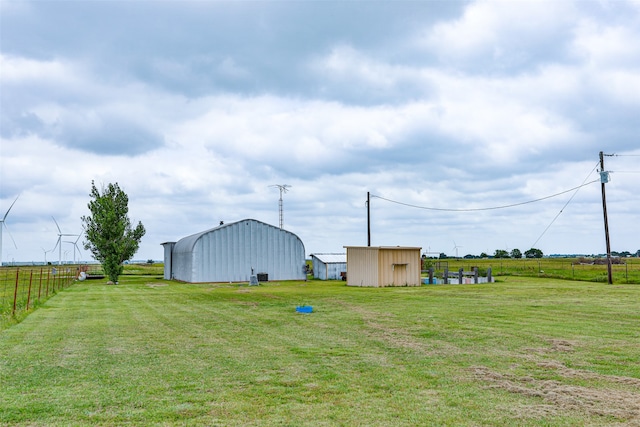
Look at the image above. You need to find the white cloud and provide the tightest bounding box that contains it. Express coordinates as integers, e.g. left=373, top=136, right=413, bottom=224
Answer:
left=2, top=1, right=639, bottom=263
left=572, top=19, right=640, bottom=68
left=423, top=0, right=576, bottom=69
left=0, top=54, right=70, bottom=82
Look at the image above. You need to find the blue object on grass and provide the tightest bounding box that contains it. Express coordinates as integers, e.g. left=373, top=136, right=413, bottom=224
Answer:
left=296, top=305, right=313, bottom=314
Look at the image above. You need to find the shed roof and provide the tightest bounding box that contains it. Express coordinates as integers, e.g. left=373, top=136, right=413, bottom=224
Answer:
left=343, top=246, right=422, bottom=250
left=311, top=253, right=346, bottom=263
left=173, top=218, right=302, bottom=255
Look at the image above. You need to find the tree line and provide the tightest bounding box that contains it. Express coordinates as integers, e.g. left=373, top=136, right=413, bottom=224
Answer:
left=432, top=248, right=640, bottom=260
left=431, top=248, right=544, bottom=260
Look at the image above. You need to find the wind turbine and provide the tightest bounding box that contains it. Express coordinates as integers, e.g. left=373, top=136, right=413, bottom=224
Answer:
left=452, top=240, right=463, bottom=259
left=0, top=195, right=20, bottom=266
left=64, top=233, right=83, bottom=264
left=52, top=216, right=78, bottom=265
left=41, top=247, right=53, bottom=264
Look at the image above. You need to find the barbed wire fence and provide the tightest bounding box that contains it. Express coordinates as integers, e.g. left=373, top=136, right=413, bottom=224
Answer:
left=0, top=266, right=78, bottom=327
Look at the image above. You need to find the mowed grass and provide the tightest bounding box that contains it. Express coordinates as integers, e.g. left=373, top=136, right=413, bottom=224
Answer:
left=1, top=277, right=639, bottom=426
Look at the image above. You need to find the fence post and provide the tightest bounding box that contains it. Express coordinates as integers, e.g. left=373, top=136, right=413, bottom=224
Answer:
left=474, top=267, right=479, bottom=284
left=26, top=271, right=33, bottom=311
left=38, top=268, right=43, bottom=301
left=444, top=268, right=449, bottom=284
left=46, top=269, right=50, bottom=297
left=487, top=267, right=492, bottom=283
left=428, top=268, right=434, bottom=284
left=12, top=268, right=20, bottom=316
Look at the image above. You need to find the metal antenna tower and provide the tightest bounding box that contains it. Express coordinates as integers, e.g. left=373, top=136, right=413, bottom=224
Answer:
left=270, top=184, right=291, bottom=228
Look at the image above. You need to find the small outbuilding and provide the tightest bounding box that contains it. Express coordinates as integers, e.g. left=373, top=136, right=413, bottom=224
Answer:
left=162, top=219, right=306, bottom=283
left=344, top=246, right=422, bottom=287
left=310, top=253, right=347, bottom=280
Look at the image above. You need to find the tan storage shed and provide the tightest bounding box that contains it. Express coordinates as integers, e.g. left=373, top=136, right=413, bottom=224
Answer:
left=344, top=246, right=422, bottom=287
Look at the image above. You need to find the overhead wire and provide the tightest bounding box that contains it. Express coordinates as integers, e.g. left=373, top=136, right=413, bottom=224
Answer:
left=371, top=161, right=604, bottom=252
left=371, top=179, right=600, bottom=212
left=529, top=161, right=601, bottom=248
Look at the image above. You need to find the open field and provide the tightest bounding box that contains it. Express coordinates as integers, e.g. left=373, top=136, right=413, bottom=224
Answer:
left=1, top=276, right=639, bottom=426
left=425, top=257, right=640, bottom=284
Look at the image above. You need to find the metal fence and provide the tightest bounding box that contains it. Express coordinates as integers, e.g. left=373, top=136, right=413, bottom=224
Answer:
left=1, top=266, right=76, bottom=323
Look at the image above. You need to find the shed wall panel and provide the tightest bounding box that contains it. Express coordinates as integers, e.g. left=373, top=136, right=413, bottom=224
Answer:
left=311, top=255, right=347, bottom=280
left=378, top=248, right=421, bottom=286
left=346, top=247, right=380, bottom=287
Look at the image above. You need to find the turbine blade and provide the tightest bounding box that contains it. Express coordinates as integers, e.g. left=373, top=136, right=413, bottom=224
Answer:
left=3, top=223, right=18, bottom=249
left=52, top=216, right=62, bottom=234
left=2, top=194, right=20, bottom=221
left=51, top=237, right=60, bottom=252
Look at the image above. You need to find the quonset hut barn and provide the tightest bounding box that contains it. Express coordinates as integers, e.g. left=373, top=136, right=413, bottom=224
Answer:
left=162, top=219, right=306, bottom=283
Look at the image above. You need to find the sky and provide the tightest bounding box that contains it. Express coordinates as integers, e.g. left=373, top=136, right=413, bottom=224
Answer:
left=1, top=0, right=639, bottom=265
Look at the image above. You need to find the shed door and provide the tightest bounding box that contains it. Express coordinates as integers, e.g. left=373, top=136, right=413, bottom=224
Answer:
left=393, top=263, right=407, bottom=286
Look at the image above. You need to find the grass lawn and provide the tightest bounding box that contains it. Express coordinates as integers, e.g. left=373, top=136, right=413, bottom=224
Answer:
left=1, top=276, right=639, bottom=426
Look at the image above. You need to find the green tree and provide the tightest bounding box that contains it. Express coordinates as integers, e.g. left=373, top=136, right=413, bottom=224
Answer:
left=494, top=249, right=510, bottom=259
left=81, top=181, right=146, bottom=283
left=524, top=248, right=544, bottom=258
left=510, top=248, right=522, bottom=259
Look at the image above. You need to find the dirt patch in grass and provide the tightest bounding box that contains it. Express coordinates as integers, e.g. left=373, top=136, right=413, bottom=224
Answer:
left=471, top=365, right=640, bottom=424
left=525, top=338, right=576, bottom=354
left=534, top=360, right=640, bottom=387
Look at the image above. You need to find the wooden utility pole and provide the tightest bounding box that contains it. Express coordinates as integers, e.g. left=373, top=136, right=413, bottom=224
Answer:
left=367, top=192, right=371, bottom=246
left=599, top=151, right=613, bottom=284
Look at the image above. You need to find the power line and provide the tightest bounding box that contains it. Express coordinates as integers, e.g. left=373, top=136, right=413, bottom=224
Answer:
left=371, top=179, right=600, bottom=212
left=529, top=162, right=600, bottom=248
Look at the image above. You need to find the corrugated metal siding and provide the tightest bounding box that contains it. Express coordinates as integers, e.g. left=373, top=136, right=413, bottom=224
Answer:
left=378, top=247, right=421, bottom=286
left=311, top=254, right=347, bottom=280
left=345, top=247, right=380, bottom=287
left=172, top=232, right=198, bottom=282
left=172, top=219, right=306, bottom=283
left=345, top=246, right=421, bottom=287
left=325, top=262, right=347, bottom=280
left=161, top=242, right=175, bottom=280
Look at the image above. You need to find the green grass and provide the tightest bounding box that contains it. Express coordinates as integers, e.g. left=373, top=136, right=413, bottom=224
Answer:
left=1, top=276, right=639, bottom=426
left=0, top=267, right=75, bottom=330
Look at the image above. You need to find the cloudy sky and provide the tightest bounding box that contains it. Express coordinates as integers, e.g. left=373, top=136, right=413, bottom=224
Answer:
left=1, top=0, right=639, bottom=264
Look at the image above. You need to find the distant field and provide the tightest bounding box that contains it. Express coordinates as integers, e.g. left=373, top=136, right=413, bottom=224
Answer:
left=1, top=276, right=638, bottom=426
left=425, top=257, right=640, bottom=284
